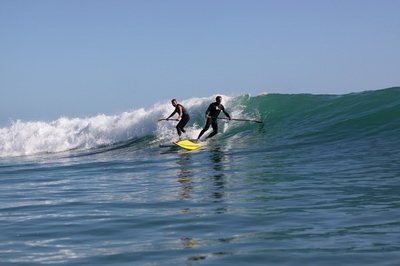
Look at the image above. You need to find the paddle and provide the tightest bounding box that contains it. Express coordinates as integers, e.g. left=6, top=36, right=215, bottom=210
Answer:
left=156, top=118, right=179, bottom=122
left=208, top=116, right=263, bottom=123
left=158, top=117, right=263, bottom=123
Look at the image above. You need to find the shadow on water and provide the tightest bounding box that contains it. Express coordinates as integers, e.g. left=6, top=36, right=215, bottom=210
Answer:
left=176, top=153, right=195, bottom=201
left=173, top=145, right=233, bottom=263
left=208, top=145, right=228, bottom=210
left=172, top=143, right=231, bottom=216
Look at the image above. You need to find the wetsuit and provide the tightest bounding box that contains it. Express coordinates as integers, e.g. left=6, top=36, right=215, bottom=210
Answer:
left=197, top=102, right=230, bottom=140
left=175, top=104, right=190, bottom=137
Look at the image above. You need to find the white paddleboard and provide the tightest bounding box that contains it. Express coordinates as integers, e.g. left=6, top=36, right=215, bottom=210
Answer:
left=159, top=143, right=176, bottom=148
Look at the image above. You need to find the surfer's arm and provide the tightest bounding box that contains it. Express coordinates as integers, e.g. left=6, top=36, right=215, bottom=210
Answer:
left=166, top=110, right=177, bottom=120
left=176, top=105, right=183, bottom=120
left=224, top=111, right=232, bottom=120
left=222, top=106, right=232, bottom=120
left=205, top=104, right=212, bottom=118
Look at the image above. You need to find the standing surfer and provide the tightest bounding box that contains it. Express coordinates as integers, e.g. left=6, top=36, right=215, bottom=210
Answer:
left=166, top=99, right=190, bottom=140
left=196, top=96, right=231, bottom=143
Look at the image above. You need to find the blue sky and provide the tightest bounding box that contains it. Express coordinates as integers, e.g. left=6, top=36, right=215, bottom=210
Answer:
left=1, top=0, right=399, bottom=126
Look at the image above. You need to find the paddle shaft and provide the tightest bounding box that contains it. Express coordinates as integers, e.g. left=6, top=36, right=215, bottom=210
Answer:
left=156, top=119, right=178, bottom=122
left=209, top=117, right=263, bottom=123
left=159, top=117, right=263, bottom=123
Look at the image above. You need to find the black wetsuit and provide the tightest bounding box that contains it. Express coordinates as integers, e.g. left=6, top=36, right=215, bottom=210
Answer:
left=197, top=102, right=230, bottom=140
left=175, top=104, right=190, bottom=137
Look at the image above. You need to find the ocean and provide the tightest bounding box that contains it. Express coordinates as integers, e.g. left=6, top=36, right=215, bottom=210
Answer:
left=1, top=87, right=399, bottom=265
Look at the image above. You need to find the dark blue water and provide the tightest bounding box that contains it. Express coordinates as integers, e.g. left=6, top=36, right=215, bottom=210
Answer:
left=1, top=87, right=400, bottom=265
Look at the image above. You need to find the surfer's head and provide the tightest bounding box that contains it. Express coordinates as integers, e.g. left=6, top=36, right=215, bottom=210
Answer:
left=216, top=96, right=222, bottom=103
left=171, top=99, right=178, bottom=107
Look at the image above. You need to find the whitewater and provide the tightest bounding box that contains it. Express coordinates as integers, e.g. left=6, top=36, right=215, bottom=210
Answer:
left=1, top=87, right=400, bottom=265
left=0, top=95, right=253, bottom=157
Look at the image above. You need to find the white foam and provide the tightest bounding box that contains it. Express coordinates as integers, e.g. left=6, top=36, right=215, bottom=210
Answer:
left=0, top=94, right=241, bottom=157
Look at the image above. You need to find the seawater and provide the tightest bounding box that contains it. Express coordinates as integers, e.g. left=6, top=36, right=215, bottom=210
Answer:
left=1, top=87, right=400, bottom=265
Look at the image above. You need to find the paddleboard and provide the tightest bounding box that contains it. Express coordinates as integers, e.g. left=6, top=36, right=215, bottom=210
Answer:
left=173, top=139, right=201, bottom=151
left=159, top=143, right=176, bottom=148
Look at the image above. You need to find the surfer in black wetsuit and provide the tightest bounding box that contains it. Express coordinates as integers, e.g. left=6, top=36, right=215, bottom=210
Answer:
left=196, top=96, right=231, bottom=142
left=166, top=99, right=190, bottom=140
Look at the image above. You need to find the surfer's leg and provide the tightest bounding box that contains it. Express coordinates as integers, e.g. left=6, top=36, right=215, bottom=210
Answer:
left=206, top=120, right=218, bottom=139
left=197, top=127, right=208, bottom=139
left=176, top=115, right=189, bottom=137
left=176, top=122, right=183, bottom=136
left=176, top=126, right=182, bottom=137
left=180, top=115, right=189, bottom=133
left=197, top=119, right=211, bottom=141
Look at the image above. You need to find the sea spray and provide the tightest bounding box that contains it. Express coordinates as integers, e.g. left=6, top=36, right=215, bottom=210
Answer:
left=0, top=95, right=237, bottom=157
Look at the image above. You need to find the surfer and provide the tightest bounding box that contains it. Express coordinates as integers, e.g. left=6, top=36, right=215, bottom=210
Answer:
left=196, top=96, right=231, bottom=143
left=166, top=99, right=190, bottom=140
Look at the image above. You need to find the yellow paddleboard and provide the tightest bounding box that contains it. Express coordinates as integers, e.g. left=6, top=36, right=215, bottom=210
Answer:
left=173, top=140, right=201, bottom=151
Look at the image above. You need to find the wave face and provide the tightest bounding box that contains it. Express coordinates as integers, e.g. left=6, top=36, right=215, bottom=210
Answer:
left=1, top=87, right=399, bottom=157
left=257, top=87, right=400, bottom=146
